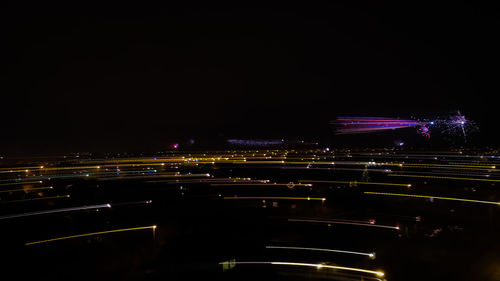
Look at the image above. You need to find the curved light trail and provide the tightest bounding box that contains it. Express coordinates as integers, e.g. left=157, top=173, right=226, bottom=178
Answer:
left=0, top=204, right=111, bottom=220
left=25, top=225, right=157, bottom=246
left=266, top=245, right=375, bottom=259
left=219, top=261, right=384, bottom=277
left=224, top=196, right=326, bottom=201
left=364, top=191, right=500, bottom=205
left=288, top=218, right=399, bottom=230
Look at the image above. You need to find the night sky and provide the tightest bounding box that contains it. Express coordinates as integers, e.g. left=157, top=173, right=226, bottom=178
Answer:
left=2, top=3, right=499, bottom=153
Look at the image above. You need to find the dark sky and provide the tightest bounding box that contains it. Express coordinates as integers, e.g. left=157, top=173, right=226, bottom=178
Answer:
left=2, top=2, right=499, bottom=153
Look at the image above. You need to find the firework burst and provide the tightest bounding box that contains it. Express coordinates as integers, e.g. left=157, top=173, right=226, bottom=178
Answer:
left=430, top=111, right=478, bottom=142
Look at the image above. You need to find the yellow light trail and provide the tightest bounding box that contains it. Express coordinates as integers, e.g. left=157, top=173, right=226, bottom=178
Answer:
left=223, top=196, right=326, bottom=201
left=220, top=261, right=384, bottom=277
left=148, top=178, right=261, bottom=183
left=0, top=181, right=43, bottom=186
left=0, top=186, right=53, bottom=193
left=402, top=163, right=497, bottom=169
left=95, top=173, right=210, bottom=181
left=272, top=262, right=384, bottom=277
left=230, top=160, right=401, bottom=167
left=0, top=166, right=43, bottom=171
left=95, top=172, right=181, bottom=179
left=402, top=165, right=497, bottom=172
left=389, top=174, right=500, bottom=183
left=141, top=173, right=210, bottom=178
left=364, top=191, right=500, bottom=205
left=448, top=162, right=498, bottom=167
left=0, top=162, right=191, bottom=173
left=300, top=180, right=410, bottom=187
left=213, top=183, right=312, bottom=187
left=25, top=225, right=157, bottom=246
left=0, top=169, right=33, bottom=174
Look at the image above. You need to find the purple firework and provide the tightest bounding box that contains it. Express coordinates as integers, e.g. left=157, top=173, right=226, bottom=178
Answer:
left=332, top=117, right=423, bottom=134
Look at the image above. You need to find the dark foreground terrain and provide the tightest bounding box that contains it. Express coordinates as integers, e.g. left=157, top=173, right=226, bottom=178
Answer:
left=1, top=149, right=500, bottom=281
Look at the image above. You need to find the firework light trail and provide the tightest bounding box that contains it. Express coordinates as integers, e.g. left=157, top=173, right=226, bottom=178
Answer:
left=227, top=139, right=284, bottom=146
left=332, top=111, right=477, bottom=142
left=332, top=117, right=423, bottom=134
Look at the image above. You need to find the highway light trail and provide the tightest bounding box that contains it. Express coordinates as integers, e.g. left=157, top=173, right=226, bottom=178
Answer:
left=224, top=196, right=326, bottom=201
left=149, top=178, right=264, bottom=184
left=0, top=195, right=70, bottom=204
left=402, top=163, right=497, bottom=169
left=2, top=149, right=498, bottom=278
left=110, top=200, right=153, bottom=206
left=0, top=181, right=43, bottom=186
left=299, top=180, right=411, bottom=187
left=288, top=218, right=399, bottom=230
left=230, top=160, right=401, bottom=167
left=266, top=246, right=376, bottom=259
left=212, top=183, right=312, bottom=187
left=396, top=170, right=499, bottom=178
left=25, top=225, right=157, bottom=246
left=17, top=169, right=164, bottom=181
left=4, top=158, right=496, bottom=174
left=219, top=261, right=384, bottom=277
left=364, top=191, right=500, bottom=205
left=280, top=167, right=393, bottom=173
left=0, top=204, right=111, bottom=220
left=93, top=172, right=209, bottom=181
left=96, top=173, right=188, bottom=181
left=389, top=174, right=500, bottom=183
left=0, top=186, right=53, bottom=193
